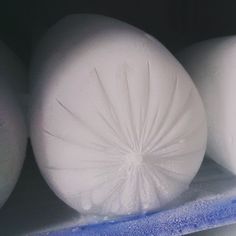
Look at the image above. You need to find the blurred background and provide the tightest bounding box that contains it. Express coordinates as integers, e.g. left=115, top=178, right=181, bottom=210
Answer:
left=1, top=0, right=236, bottom=65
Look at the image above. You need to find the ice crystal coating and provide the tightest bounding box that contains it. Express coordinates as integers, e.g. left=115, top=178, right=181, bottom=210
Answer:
left=30, top=14, right=207, bottom=217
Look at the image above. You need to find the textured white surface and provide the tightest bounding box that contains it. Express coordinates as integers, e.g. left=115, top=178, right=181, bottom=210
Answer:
left=0, top=43, right=27, bottom=208
left=179, top=36, right=236, bottom=174
left=30, top=14, right=207, bottom=217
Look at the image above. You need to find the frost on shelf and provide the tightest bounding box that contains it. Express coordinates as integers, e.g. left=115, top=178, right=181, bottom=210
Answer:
left=30, top=14, right=207, bottom=218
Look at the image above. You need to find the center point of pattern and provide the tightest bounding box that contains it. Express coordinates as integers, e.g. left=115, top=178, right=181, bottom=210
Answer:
left=125, top=152, right=144, bottom=167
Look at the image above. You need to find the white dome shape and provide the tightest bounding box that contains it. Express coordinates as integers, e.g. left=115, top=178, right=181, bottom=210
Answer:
left=30, top=14, right=207, bottom=217
left=178, top=36, right=236, bottom=174
left=0, top=43, right=27, bottom=208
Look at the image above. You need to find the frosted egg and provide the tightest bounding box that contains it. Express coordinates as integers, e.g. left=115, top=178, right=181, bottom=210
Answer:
left=179, top=36, right=236, bottom=174
left=0, top=42, right=27, bottom=208
left=30, top=14, right=207, bottom=217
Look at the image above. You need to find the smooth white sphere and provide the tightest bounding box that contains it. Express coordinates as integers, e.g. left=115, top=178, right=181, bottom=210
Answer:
left=179, top=36, right=236, bottom=174
left=0, top=43, right=27, bottom=208
left=30, top=14, right=207, bottom=217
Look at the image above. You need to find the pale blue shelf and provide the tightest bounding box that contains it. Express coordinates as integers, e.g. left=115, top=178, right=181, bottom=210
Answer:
left=1, top=147, right=236, bottom=236
left=38, top=158, right=236, bottom=236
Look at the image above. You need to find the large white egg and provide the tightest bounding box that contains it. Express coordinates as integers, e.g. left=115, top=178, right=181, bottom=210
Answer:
left=0, top=42, right=27, bottom=208
left=179, top=36, right=236, bottom=174
left=30, top=14, right=207, bottom=217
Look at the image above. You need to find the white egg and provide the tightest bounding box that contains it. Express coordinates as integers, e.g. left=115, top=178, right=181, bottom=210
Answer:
left=30, top=14, right=207, bottom=217
left=0, top=42, right=27, bottom=208
left=179, top=36, right=236, bottom=174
